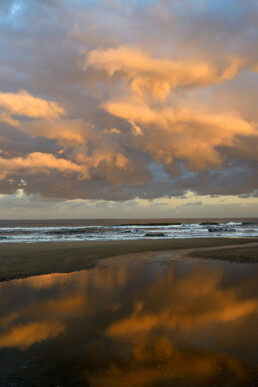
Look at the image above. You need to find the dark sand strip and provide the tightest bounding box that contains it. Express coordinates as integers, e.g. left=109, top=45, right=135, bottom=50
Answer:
left=0, top=238, right=256, bottom=282
left=189, top=243, right=258, bottom=263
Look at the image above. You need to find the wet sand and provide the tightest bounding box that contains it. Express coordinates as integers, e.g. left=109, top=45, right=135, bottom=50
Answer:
left=190, top=244, right=258, bottom=263
left=0, top=238, right=256, bottom=282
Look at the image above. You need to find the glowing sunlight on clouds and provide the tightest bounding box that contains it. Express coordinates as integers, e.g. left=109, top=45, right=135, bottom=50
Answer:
left=0, top=0, right=257, bottom=215
left=0, top=90, right=65, bottom=125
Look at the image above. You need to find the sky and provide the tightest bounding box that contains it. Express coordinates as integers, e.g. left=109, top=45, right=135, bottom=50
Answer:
left=0, top=0, right=257, bottom=219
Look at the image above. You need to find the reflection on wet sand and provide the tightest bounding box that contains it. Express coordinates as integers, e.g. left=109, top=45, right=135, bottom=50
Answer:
left=0, top=254, right=257, bottom=386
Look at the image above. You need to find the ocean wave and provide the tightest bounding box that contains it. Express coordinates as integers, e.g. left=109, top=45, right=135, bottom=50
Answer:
left=0, top=222, right=257, bottom=243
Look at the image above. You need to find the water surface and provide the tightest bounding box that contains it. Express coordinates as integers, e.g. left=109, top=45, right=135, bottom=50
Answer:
left=0, top=218, right=257, bottom=242
left=0, top=252, right=257, bottom=386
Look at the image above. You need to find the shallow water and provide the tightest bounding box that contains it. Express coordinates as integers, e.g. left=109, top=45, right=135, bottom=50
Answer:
left=0, top=252, right=257, bottom=386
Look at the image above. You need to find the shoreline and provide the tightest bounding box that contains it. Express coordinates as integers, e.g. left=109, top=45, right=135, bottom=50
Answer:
left=0, top=238, right=257, bottom=282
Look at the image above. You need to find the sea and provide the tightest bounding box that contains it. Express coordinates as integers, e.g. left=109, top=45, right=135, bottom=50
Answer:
left=0, top=218, right=257, bottom=243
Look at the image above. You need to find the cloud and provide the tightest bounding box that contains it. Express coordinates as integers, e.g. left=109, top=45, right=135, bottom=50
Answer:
left=84, top=46, right=242, bottom=99
left=0, top=90, right=65, bottom=126
left=0, top=152, right=83, bottom=180
left=103, top=99, right=257, bottom=169
left=0, top=0, right=257, bottom=207
left=183, top=201, right=203, bottom=207
left=19, top=119, right=90, bottom=146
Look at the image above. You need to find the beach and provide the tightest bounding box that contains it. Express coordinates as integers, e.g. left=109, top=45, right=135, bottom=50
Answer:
left=0, top=237, right=257, bottom=282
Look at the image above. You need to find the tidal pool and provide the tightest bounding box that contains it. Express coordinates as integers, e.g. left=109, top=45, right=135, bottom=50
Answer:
left=0, top=252, right=257, bottom=386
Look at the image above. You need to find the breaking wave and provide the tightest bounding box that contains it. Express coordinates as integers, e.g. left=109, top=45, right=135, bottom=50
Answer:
left=0, top=222, right=257, bottom=243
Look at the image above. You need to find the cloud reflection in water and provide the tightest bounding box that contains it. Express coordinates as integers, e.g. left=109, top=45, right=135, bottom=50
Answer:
left=0, top=254, right=257, bottom=386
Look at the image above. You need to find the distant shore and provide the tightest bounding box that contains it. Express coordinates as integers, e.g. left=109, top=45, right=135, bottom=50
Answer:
left=0, top=238, right=257, bottom=282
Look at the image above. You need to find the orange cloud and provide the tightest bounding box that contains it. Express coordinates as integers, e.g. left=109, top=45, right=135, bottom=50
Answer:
left=0, top=90, right=65, bottom=124
left=103, top=99, right=257, bottom=169
left=84, top=46, right=242, bottom=99
left=0, top=152, right=82, bottom=180
left=19, top=119, right=90, bottom=146
left=0, top=111, right=20, bottom=126
left=75, top=147, right=129, bottom=171
left=0, top=141, right=144, bottom=185
left=73, top=143, right=145, bottom=185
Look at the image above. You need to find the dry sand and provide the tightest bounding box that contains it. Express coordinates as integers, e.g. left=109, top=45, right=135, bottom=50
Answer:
left=0, top=238, right=257, bottom=282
